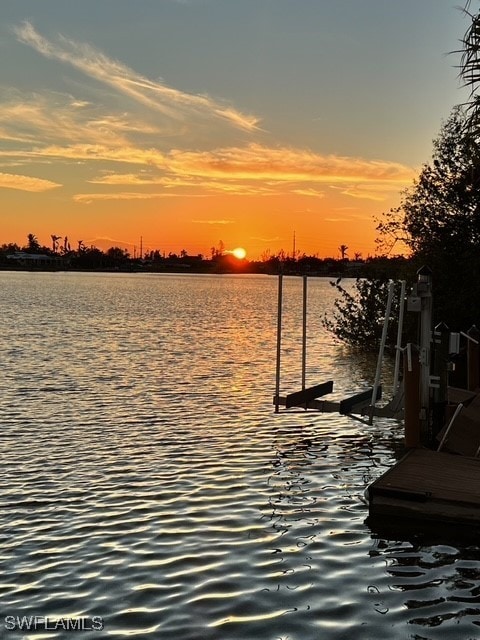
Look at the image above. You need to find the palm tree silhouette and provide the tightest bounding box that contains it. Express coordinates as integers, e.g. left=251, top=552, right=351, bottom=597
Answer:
left=51, top=234, right=61, bottom=253
left=460, top=4, right=480, bottom=136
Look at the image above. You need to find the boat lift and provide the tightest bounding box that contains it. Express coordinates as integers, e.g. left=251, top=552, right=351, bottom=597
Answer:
left=273, top=275, right=406, bottom=420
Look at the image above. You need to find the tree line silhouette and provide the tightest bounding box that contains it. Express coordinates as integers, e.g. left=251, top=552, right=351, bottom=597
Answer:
left=0, top=233, right=407, bottom=277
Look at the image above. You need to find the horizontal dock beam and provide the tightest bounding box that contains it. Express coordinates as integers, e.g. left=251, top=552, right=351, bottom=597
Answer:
left=284, top=381, right=334, bottom=408
left=273, top=385, right=382, bottom=415
left=340, top=387, right=381, bottom=415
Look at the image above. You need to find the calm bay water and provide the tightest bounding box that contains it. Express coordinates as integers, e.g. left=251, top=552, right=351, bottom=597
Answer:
left=1, top=271, right=480, bottom=639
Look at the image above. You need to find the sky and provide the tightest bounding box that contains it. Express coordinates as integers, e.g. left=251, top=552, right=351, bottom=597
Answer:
left=0, top=0, right=472, bottom=260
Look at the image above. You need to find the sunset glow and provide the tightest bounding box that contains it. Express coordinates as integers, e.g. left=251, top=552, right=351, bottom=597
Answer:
left=232, top=247, right=247, bottom=260
left=0, top=2, right=468, bottom=259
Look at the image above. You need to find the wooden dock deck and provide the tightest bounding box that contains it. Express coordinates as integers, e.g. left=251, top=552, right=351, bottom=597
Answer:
left=367, top=448, right=480, bottom=526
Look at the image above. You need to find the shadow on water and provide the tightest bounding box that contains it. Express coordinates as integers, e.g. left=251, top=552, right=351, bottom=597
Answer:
left=367, top=524, right=480, bottom=636
left=266, top=412, right=480, bottom=638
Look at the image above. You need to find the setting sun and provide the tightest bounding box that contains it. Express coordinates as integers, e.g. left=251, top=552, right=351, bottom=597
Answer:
left=232, top=247, right=247, bottom=260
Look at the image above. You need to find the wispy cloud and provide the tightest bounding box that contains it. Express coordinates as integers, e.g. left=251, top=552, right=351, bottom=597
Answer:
left=78, top=144, right=414, bottom=193
left=0, top=91, right=162, bottom=148
left=292, top=188, right=325, bottom=197
left=88, top=171, right=274, bottom=195
left=167, top=144, right=415, bottom=184
left=0, top=143, right=168, bottom=167
left=88, top=173, right=167, bottom=186
left=0, top=136, right=414, bottom=201
left=192, top=219, right=235, bottom=225
left=251, top=236, right=281, bottom=243
left=2, top=23, right=415, bottom=206
left=340, top=182, right=406, bottom=201
left=0, top=172, right=61, bottom=192
left=73, top=191, right=206, bottom=203
left=13, top=21, right=260, bottom=132
left=324, top=216, right=352, bottom=223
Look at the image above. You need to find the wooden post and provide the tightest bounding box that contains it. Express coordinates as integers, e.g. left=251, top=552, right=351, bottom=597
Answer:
left=467, top=325, right=480, bottom=391
left=404, top=343, right=421, bottom=448
left=301, top=275, right=307, bottom=392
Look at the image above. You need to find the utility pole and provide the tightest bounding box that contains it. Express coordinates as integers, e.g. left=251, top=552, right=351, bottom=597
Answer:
left=293, top=230, right=296, bottom=260
left=140, top=236, right=143, bottom=260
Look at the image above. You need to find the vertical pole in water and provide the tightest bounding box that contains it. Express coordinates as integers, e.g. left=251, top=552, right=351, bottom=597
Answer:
left=274, top=274, right=283, bottom=413
left=302, top=275, right=308, bottom=392
left=369, top=280, right=395, bottom=425
left=392, top=280, right=406, bottom=395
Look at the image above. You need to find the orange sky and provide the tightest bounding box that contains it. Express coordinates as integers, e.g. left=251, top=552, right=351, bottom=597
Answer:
left=0, top=2, right=468, bottom=260
left=0, top=146, right=415, bottom=259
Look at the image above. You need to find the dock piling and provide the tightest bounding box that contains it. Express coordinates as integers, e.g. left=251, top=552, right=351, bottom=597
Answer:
left=301, top=275, right=308, bottom=393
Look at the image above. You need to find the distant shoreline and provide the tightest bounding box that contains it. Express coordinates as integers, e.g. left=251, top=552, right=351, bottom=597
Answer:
left=0, top=249, right=410, bottom=280
left=0, top=263, right=399, bottom=279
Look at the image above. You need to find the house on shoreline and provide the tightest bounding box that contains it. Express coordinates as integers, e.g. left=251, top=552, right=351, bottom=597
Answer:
left=5, top=251, right=62, bottom=269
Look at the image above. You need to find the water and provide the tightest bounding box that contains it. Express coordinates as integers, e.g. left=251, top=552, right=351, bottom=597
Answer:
left=1, top=271, right=479, bottom=639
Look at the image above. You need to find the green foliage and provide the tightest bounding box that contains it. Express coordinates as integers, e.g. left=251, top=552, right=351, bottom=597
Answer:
left=326, top=106, right=480, bottom=348
left=379, top=108, right=480, bottom=329
left=323, top=279, right=401, bottom=350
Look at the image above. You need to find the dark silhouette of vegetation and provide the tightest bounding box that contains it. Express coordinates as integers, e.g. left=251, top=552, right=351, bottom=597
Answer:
left=324, top=4, right=480, bottom=349
left=324, top=279, right=399, bottom=349
left=338, top=244, right=348, bottom=260
left=459, top=0, right=480, bottom=137
left=378, top=107, right=480, bottom=330
left=326, top=105, right=480, bottom=349
left=0, top=233, right=408, bottom=278
left=26, top=233, right=41, bottom=253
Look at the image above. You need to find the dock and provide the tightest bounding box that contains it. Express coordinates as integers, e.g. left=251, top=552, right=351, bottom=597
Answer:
left=367, top=448, right=480, bottom=525
left=272, top=268, right=480, bottom=530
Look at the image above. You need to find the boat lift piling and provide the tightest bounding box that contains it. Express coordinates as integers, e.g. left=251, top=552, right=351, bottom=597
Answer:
left=367, top=267, right=480, bottom=528
left=274, top=273, right=283, bottom=413
left=275, top=273, right=310, bottom=412
left=369, top=280, right=395, bottom=425
left=392, top=280, right=407, bottom=396
left=301, top=275, right=307, bottom=394
left=273, top=274, right=384, bottom=417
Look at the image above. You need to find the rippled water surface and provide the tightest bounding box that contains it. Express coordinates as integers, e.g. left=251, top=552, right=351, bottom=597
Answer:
left=1, top=271, right=480, bottom=639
